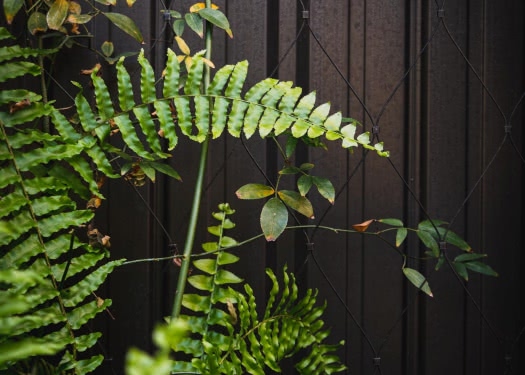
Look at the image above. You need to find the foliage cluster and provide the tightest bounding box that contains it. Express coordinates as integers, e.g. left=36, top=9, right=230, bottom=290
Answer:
left=0, top=1, right=498, bottom=374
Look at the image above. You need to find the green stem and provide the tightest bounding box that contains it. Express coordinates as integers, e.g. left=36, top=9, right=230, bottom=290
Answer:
left=171, top=0, right=214, bottom=319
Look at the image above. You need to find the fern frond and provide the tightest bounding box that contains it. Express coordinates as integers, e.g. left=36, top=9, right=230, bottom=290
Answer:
left=167, top=204, right=345, bottom=374
left=79, top=48, right=389, bottom=163
left=0, top=27, right=124, bottom=374
left=229, top=267, right=346, bottom=374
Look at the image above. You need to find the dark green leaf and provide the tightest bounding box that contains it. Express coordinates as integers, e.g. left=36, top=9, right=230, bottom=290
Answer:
left=103, top=12, right=144, bottom=43
left=185, top=13, right=203, bottom=38
left=261, top=197, right=288, bottom=241
left=148, top=161, right=182, bottom=181
left=403, top=268, right=433, bottom=297
left=379, top=218, right=404, bottom=227
left=417, top=219, right=447, bottom=232
left=417, top=230, right=439, bottom=257
left=312, top=176, right=335, bottom=204
left=452, top=262, right=468, bottom=281
left=396, top=228, right=408, bottom=247
left=454, top=253, right=487, bottom=263
left=279, top=166, right=301, bottom=175
left=198, top=8, right=232, bottom=38
left=297, top=175, right=313, bottom=196
left=442, top=230, right=471, bottom=252
left=285, top=136, right=298, bottom=158
left=235, top=184, right=274, bottom=200
left=463, top=261, right=498, bottom=277
left=173, top=19, right=185, bottom=36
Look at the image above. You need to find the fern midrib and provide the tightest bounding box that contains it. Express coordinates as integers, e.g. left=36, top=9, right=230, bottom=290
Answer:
left=94, top=94, right=328, bottom=137
left=0, top=120, right=79, bottom=358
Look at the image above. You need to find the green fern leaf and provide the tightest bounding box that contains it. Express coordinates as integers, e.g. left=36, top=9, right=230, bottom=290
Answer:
left=163, top=49, right=180, bottom=98
left=117, top=56, right=136, bottom=111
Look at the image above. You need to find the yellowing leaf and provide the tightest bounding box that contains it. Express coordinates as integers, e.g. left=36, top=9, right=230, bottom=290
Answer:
left=69, top=1, right=81, bottom=14
left=4, top=0, right=24, bottom=24
left=47, top=0, right=69, bottom=31
left=352, top=219, right=374, bottom=232
left=235, top=184, right=274, bottom=200
left=190, top=3, right=219, bottom=12
left=101, top=41, right=114, bottom=57
left=27, top=12, right=48, bottom=35
left=202, top=57, right=215, bottom=68
left=175, top=36, right=191, bottom=55
left=278, top=190, right=314, bottom=219
left=127, top=0, right=137, bottom=7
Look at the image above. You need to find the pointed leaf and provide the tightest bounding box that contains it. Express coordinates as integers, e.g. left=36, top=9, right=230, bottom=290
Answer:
left=175, top=36, right=191, bottom=55
left=216, top=269, right=243, bottom=284
left=297, top=175, right=313, bottom=196
left=193, top=259, right=217, bottom=274
left=454, top=253, right=487, bottom=262
left=103, top=12, right=144, bottom=43
left=198, top=8, right=232, bottom=37
left=261, top=197, right=288, bottom=241
left=417, top=229, right=439, bottom=257
left=148, top=161, right=182, bottom=181
left=4, top=0, right=24, bottom=24
left=403, top=268, right=433, bottom=297
left=463, top=261, right=498, bottom=277
left=352, top=219, right=374, bottom=232
left=379, top=218, right=404, bottom=227
left=452, top=262, right=468, bottom=281
left=396, top=228, right=408, bottom=247
left=312, top=176, right=335, bottom=204
left=278, top=190, right=314, bottom=219
left=185, top=12, right=203, bottom=38
left=235, top=184, right=274, bottom=200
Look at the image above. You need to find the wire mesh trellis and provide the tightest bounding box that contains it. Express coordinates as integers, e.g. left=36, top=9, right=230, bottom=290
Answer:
left=22, top=0, right=523, bottom=374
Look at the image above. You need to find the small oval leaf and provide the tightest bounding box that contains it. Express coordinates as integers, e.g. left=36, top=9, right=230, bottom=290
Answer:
left=235, top=184, right=274, bottom=200
left=261, top=198, right=288, bottom=241
left=47, top=0, right=69, bottom=30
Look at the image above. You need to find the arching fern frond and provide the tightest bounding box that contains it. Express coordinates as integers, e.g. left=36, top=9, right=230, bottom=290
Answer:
left=79, top=48, right=389, bottom=163
left=164, top=204, right=345, bottom=374
left=0, top=27, right=123, bottom=374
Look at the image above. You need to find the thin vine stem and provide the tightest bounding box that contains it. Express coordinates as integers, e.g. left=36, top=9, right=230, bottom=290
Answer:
left=124, top=224, right=430, bottom=267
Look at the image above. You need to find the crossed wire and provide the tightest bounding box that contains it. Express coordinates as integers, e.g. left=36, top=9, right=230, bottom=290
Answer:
left=35, top=0, right=522, bottom=373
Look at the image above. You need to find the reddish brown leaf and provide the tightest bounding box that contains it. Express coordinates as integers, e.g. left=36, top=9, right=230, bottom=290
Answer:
left=352, top=219, right=375, bottom=232
left=9, top=98, right=31, bottom=114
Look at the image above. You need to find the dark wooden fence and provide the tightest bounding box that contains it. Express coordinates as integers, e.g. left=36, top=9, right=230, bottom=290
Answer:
left=6, top=0, right=523, bottom=374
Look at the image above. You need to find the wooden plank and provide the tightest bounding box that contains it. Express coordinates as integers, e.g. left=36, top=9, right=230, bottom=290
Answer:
left=421, top=1, right=470, bottom=374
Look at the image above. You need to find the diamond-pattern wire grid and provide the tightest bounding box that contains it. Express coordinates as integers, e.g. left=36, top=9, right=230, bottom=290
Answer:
left=40, top=0, right=522, bottom=373
left=148, top=1, right=523, bottom=374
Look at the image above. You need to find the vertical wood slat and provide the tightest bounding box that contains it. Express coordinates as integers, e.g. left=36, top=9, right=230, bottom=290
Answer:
left=5, top=0, right=520, bottom=373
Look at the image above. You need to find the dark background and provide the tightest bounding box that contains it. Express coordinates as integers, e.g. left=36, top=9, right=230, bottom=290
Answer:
left=5, top=1, right=524, bottom=374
